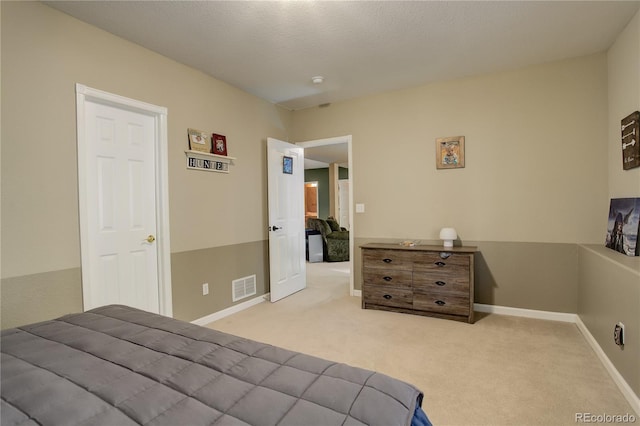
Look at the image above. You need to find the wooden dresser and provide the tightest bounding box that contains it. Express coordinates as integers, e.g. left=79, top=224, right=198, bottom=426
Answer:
left=361, top=243, right=476, bottom=323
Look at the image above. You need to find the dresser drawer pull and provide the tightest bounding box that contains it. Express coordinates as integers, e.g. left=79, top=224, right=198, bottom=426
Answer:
left=439, top=252, right=452, bottom=259
left=383, top=294, right=392, bottom=300
left=435, top=281, right=446, bottom=286
left=382, top=258, right=393, bottom=263
left=383, top=276, right=393, bottom=281
left=435, top=300, right=446, bottom=306
left=434, top=261, right=446, bottom=267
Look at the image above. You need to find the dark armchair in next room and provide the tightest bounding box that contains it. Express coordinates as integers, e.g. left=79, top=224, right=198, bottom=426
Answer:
left=306, top=217, right=349, bottom=262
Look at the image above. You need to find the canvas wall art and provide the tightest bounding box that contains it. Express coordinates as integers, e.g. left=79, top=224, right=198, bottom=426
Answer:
left=605, top=198, right=640, bottom=256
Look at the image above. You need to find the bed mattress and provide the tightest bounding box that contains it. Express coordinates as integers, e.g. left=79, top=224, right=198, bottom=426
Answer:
left=1, top=305, right=426, bottom=426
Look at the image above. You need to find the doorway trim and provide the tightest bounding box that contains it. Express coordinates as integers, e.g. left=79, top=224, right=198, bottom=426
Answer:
left=75, top=84, right=173, bottom=316
left=296, top=135, right=355, bottom=296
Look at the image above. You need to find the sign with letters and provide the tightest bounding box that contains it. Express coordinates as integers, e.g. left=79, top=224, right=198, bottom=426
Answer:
left=186, top=156, right=229, bottom=173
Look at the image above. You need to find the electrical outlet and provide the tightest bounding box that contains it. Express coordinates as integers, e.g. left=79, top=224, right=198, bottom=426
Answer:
left=614, top=322, right=625, bottom=346
left=202, top=283, right=209, bottom=296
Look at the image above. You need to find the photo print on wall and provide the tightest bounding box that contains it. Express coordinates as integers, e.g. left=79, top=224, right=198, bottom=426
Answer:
left=605, top=198, right=640, bottom=256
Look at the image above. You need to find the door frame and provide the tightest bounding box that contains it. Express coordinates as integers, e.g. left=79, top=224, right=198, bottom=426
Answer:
left=296, top=135, right=355, bottom=296
left=75, top=84, right=173, bottom=316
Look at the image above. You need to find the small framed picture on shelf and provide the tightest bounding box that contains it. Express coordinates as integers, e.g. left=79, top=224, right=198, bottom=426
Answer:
left=436, top=136, right=465, bottom=169
left=188, top=128, right=211, bottom=153
left=212, top=133, right=228, bottom=156
left=283, top=156, right=293, bottom=174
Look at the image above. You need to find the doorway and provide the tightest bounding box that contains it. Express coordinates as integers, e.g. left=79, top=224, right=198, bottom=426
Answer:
left=297, top=136, right=354, bottom=295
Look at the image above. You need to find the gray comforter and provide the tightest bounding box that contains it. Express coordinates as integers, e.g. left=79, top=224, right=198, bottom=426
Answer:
left=1, top=305, right=423, bottom=426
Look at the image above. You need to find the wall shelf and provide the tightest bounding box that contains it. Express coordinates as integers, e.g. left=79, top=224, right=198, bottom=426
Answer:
left=185, top=150, right=236, bottom=173
left=579, top=244, right=640, bottom=276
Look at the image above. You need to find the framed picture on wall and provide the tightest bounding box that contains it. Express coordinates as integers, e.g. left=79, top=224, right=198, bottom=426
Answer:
left=283, top=156, right=293, bottom=174
left=436, top=136, right=465, bottom=169
left=605, top=197, right=640, bottom=256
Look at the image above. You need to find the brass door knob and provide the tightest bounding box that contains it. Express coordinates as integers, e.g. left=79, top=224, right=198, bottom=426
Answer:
left=146, top=235, right=156, bottom=243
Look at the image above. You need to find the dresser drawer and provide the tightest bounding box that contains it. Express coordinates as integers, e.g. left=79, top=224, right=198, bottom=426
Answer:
left=413, top=252, right=470, bottom=273
left=363, top=269, right=412, bottom=287
left=413, top=271, right=469, bottom=294
left=413, top=291, right=470, bottom=316
left=363, top=285, right=413, bottom=309
left=362, top=249, right=414, bottom=270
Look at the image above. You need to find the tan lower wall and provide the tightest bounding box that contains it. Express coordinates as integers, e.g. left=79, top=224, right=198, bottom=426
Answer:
left=472, top=241, right=578, bottom=313
left=355, top=238, right=578, bottom=313
left=1, top=240, right=269, bottom=328
left=578, top=244, right=640, bottom=397
left=171, top=240, right=269, bottom=322
left=1, top=268, right=83, bottom=329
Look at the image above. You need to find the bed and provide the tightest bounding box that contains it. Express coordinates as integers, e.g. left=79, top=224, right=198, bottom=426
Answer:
left=1, top=304, right=430, bottom=426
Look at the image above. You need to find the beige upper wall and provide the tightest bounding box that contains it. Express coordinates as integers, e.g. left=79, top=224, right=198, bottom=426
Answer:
left=1, top=1, right=630, bottom=277
left=0, top=2, right=292, bottom=279
left=608, top=9, right=640, bottom=198
left=291, top=54, right=609, bottom=245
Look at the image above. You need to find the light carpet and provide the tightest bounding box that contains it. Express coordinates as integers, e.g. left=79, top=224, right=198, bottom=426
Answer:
left=208, top=261, right=635, bottom=425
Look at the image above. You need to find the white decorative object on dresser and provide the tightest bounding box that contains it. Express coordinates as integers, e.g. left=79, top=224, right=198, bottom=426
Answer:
left=361, top=243, right=476, bottom=323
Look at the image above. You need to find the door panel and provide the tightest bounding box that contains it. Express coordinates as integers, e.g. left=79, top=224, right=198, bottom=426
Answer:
left=84, top=100, right=159, bottom=312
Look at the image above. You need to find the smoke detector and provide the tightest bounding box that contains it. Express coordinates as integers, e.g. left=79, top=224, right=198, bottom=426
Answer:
left=312, top=76, right=324, bottom=84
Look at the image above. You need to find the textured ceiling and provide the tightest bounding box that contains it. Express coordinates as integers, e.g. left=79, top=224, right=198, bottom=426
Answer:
left=45, top=1, right=640, bottom=111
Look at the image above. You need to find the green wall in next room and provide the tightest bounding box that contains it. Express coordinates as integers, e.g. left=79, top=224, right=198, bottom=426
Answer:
left=305, top=167, right=349, bottom=221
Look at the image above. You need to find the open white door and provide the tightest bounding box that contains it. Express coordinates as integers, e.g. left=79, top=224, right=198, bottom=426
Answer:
left=267, top=138, right=306, bottom=302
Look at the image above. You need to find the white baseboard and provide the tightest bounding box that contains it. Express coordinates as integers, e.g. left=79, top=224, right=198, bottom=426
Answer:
left=474, top=303, right=577, bottom=323
left=474, top=303, right=639, bottom=415
left=575, top=316, right=640, bottom=415
left=191, top=293, right=270, bottom=326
